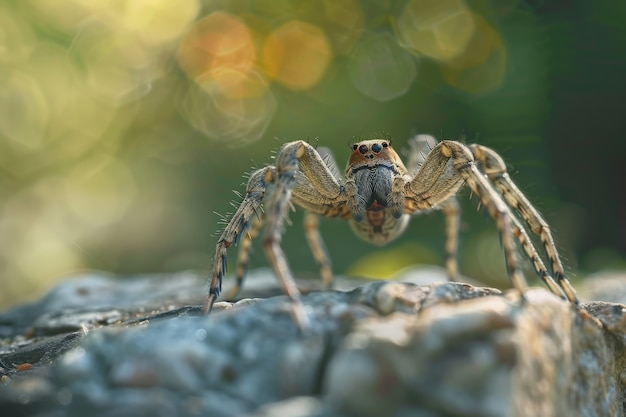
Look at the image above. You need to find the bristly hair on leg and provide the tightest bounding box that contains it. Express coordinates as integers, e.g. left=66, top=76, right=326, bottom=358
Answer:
left=213, top=211, right=231, bottom=227
left=457, top=129, right=467, bottom=144
left=242, top=168, right=256, bottom=183
left=304, top=136, right=320, bottom=148
left=212, top=210, right=233, bottom=238
left=404, top=134, right=438, bottom=174
left=251, top=204, right=264, bottom=222
left=316, top=146, right=341, bottom=179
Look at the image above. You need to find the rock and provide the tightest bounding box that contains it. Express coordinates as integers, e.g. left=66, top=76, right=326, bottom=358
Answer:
left=244, top=396, right=324, bottom=417
left=1, top=269, right=626, bottom=417
left=580, top=270, right=626, bottom=304
left=325, top=289, right=622, bottom=417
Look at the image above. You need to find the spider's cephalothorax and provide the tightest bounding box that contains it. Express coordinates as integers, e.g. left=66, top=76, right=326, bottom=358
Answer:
left=203, top=135, right=579, bottom=327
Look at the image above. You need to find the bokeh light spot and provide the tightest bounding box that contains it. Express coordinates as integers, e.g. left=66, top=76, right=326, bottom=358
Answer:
left=199, top=66, right=269, bottom=100
left=445, top=14, right=501, bottom=68
left=263, top=20, right=332, bottom=90
left=0, top=70, right=49, bottom=150
left=322, top=0, right=365, bottom=55
left=28, top=0, right=95, bottom=32
left=14, top=231, right=81, bottom=286
left=440, top=15, right=507, bottom=94
left=348, top=33, right=417, bottom=102
left=0, top=4, right=37, bottom=64
left=25, top=42, right=119, bottom=164
left=177, top=12, right=256, bottom=83
left=0, top=177, right=88, bottom=307
left=123, top=0, right=200, bottom=45
left=63, top=155, right=137, bottom=227
left=86, top=48, right=153, bottom=104
left=70, top=21, right=157, bottom=104
left=394, top=0, right=476, bottom=61
left=178, top=70, right=276, bottom=146
left=347, top=242, right=438, bottom=279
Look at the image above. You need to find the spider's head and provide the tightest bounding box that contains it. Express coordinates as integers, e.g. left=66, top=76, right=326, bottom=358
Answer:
left=345, top=139, right=408, bottom=224
left=347, top=139, right=404, bottom=170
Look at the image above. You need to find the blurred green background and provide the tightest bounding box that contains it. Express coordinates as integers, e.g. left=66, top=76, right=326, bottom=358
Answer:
left=1, top=0, right=625, bottom=310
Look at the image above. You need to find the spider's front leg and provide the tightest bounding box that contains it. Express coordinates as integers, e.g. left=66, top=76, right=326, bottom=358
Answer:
left=203, top=167, right=271, bottom=313
left=224, top=212, right=263, bottom=301
left=469, top=144, right=579, bottom=304
left=303, top=211, right=333, bottom=289
left=405, top=134, right=461, bottom=281
left=205, top=140, right=344, bottom=328
left=259, top=140, right=344, bottom=328
left=405, top=141, right=529, bottom=298
left=440, top=197, right=460, bottom=281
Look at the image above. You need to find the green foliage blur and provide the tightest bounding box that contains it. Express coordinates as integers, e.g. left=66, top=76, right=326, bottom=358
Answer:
left=1, top=0, right=625, bottom=309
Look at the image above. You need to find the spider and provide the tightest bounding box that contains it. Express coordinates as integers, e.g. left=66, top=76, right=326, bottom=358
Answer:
left=202, top=135, right=578, bottom=326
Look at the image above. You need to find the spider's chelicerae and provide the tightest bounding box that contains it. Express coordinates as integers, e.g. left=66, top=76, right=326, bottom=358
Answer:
left=203, top=135, right=578, bottom=325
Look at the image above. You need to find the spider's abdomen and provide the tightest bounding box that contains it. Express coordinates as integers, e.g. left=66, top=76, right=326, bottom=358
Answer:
left=349, top=210, right=409, bottom=245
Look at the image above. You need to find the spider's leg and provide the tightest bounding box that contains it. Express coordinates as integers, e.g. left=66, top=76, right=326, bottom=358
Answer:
left=508, top=211, right=565, bottom=298
left=264, top=141, right=345, bottom=328
left=315, top=146, right=342, bottom=180
left=405, top=141, right=528, bottom=298
left=440, top=197, right=460, bottom=281
left=202, top=167, right=271, bottom=313
left=263, top=144, right=311, bottom=329
left=443, top=142, right=528, bottom=297
left=225, top=212, right=264, bottom=300
left=405, top=135, right=461, bottom=281
left=469, top=144, right=578, bottom=304
left=303, top=212, right=333, bottom=289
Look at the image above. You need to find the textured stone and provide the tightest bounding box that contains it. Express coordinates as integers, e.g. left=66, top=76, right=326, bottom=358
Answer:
left=581, top=270, right=626, bottom=304
left=1, top=269, right=625, bottom=417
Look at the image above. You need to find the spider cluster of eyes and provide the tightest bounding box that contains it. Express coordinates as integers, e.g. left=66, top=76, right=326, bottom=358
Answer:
left=352, top=141, right=389, bottom=157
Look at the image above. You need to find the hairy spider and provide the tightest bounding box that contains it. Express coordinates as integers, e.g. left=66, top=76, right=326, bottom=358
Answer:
left=203, top=135, right=578, bottom=326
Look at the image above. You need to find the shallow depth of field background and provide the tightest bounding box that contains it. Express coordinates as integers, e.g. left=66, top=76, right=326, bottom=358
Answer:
left=1, top=0, right=625, bottom=309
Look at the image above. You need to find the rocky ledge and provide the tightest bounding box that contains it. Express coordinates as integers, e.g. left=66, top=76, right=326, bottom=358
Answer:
left=1, top=269, right=626, bottom=417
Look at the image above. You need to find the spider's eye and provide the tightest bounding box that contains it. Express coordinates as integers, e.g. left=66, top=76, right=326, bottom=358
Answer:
left=371, top=143, right=382, bottom=153
left=358, top=144, right=368, bottom=154
left=382, top=142, right=388, bottom=148
left=352, top=144, right=358, bottom=150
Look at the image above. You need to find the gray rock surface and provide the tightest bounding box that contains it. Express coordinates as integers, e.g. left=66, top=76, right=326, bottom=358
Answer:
left=1, top=269, right=626, bottom=417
